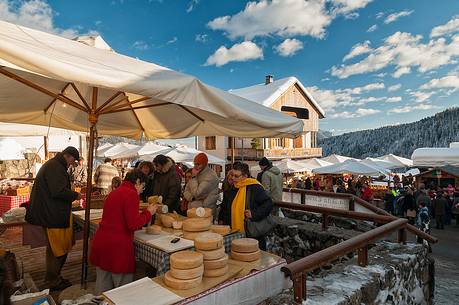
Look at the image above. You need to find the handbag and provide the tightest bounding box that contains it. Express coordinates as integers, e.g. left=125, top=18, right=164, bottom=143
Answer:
left=244, top=187, right=276, bottom=238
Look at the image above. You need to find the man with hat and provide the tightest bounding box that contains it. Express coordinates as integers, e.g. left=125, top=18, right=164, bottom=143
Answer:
left=258, top=157, right=283, bottom=203
left=183, top=153, right=219, bottom=217
left=26, top=146, right=82, bottom=291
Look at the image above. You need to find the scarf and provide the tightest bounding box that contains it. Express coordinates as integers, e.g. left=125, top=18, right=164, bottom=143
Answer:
left=231, top=178, right=261, bottom=233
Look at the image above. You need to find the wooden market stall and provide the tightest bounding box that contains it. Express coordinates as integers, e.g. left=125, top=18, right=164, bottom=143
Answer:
left=414, top=165, right=459, bottom=189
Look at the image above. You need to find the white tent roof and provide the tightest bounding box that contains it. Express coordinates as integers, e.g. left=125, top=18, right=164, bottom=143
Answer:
left=145, top=145, right=225, bottom=167
left=450, top=142, right=459, bottom=148
left=96, top=143, right=113, bottom=158
left=297, top=158, right=332, bottom=170
left=320, top=154, right=359, bottom=164
left=362, top=157, right=399, bottom=170
left=0, top=138, right=25, bottom=160
left=137, top=142, right=172, bottom=156
left=273, top=159, right=309, bottom=174
left=102, top=143, right=140, bottom=159
left=313, top=159, right=389, bottom=176
left=229, top=76, right=325, bottom=117
left=376, top=154, right=413, bottom=167
left=0, top=20, right=303, bottom=140
left=411, top=148, right=459, bottom=167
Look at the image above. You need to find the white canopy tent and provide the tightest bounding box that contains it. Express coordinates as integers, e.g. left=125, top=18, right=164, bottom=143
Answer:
left=361, top=157, right=399, bottom=170
left=95, top=143, right=113, bottom=158
left=273, top=159, right=309, bottom=174
left=313, top=159, right=390, bottom=176
left=376, top=154, right=413, bottom=168
left=411, top=148, right=459, bottom=167
left=0, top=20, right=304, bottom=285
left=145, top=145, right=225, bottom=167
left=137, top=142, right=173, bottom=156
left=297, top=158, right=333, bottom=170
left=320, top=154, right=359, bottom=164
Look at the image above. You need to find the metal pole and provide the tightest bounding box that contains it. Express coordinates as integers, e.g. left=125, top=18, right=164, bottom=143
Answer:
left=231, top=137, right=235, bottom=165
left=241, top=138, right=244, bottom=162
left=43, top=136, right=48, bottom=160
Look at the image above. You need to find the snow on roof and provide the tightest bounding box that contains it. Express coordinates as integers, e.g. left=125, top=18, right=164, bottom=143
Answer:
left=229, top=77, right=325, bottom=118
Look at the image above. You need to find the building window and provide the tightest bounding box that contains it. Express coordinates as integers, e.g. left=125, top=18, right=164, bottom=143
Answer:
left=206, top=136, right=216, bottom=150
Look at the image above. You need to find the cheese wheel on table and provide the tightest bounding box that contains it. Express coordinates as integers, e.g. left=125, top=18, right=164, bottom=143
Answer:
left=145, top=225, right=161, bottom=235
left=182, top=230, right=211, bottom=241
left=231, top=238, right=259, bottom=253
left=164, top=271, right=202, bottom=290
left=196, top=246, right=225, bottom=260
left=172, top=221, right=183, bottom=230
left=203, top=265, right=228, bottom=278
left=231, top=249, right=261, bottom=262
left=203, top=254, right=228, bottom=270
left=187, top=207, right=212, bottom=218
left=194, top=232, right=223, bottom=251
left=170, top=265, right=204, bottom=280
left=183, top=217, right=212, bottom=232
left=210, top=225, right=231, bottom=235
left=160, top=214, right=176, bottom=228
left=170, top=251, right=203, bottom=270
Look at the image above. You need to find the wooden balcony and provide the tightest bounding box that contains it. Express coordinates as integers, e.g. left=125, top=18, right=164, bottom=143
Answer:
left=227, top=147, right=322, bottom=160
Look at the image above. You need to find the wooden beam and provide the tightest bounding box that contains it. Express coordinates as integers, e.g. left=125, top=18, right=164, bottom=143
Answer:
left=0, top=67, right=88, bottom=112
left=128, top=102, right=145, bottom=132
left=101, top=102, right=172, bottom=114
left=96, top=91, right=123, bottom=113
left=91, top=87, right=98, bottom=112
left=100, top=96, right=151, bottom=114
left=99, top=96, right=129, bottom=113
left=70, top=83, right=91, bottom=111
left=44, top=83, right=71, bottom=113
left=178, top=105, right=204, bottom=122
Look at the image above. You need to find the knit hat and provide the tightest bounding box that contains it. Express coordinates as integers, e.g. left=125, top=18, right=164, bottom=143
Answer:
left=62, top=146, right=80, bottom=161
left=259, top=157, right=271, bottom=167
left=194, top=153, right=208, bottom=167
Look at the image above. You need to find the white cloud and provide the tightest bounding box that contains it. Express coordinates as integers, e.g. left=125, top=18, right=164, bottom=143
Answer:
left=0, top=0, right=88, bottom=38
left=329, top=107, right=380, bottom=118
left=331, top=30, right=459, bottom=79
left=355, top=108, right=380, bottom=116
left=388, top=84, right=402, bottom=92
left=386, top=96, right=402, bottom=103
left=195, top=33, right=208, bottom=43
left=367, top=24, right=378, bottom=32
left=167, top=37, right=178, bottom=44
left=375, top=73, right=386, bottom=78
left=132, top=40, right=149, bottom=50
left=376, top=12, right=384, bottom=19
left=384, top=10, right=413, bottom=24
left=329, top=111, right=355, bottom=119
left=343, top=40, right=372, bottom=61
left=207, top=0, right=370, bottom=41
left=431, top=16, right=459, bottom=38
left=205, top=41, right=263, bottom=66
left=389, top=104, right=435, bottom=114
left=420, top=75, right=459, bottom=90
left=274, top=38, right=303, bottom=57
left=186, top=0, right=199, bottom=13
left=409, top=91, right=434, bottom=103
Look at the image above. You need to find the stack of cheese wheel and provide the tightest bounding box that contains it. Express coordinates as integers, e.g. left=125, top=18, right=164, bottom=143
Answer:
left=194, top=232, right=228, bottom=277
left=182, top=212, right=212, bottom=241
left=230, top=238, right=261, bottom=262
left=165, top=250, right=203, bottom=290
left=210, top=225, right=231, bottom=236
left=187, top=207, right=212, bottom=218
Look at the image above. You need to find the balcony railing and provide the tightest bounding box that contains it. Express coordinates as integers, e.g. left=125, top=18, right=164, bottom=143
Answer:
left=226, top=147, right=322, bottom=160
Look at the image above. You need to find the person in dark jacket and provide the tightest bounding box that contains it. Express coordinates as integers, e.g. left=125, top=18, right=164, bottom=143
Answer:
left=384, top=188, right=396, bottom=215
left=402, top=187, right=416, bottom=225
left=218, top=169, right=238, bottom=226
left=231, top=162, right=273, bottom=251
left=433, top=192, right=448, bottom=229
left=25, top=146, right=82, bottom=291
left=151, top=155, right=181, bottom=213
left=138, top=161, right=155, bottom=202
left=304, top=177, right=312, bottom=190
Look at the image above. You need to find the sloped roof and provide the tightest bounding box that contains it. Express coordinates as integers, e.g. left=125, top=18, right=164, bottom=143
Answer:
left=416, top=165, right=459, bottom=178
left=229, top=77, right=325, bottom=118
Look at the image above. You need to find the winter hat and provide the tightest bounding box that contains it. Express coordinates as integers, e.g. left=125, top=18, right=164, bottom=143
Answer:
left=62, top=146, right=80, bottom=161
left=259, top=157, right=271, bottom=167
left=194, top=153, right=208, bottom=167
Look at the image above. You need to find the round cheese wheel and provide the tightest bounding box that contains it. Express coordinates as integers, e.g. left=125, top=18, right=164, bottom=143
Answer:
left=160, top=214, right=175, bottom=228
left=194, top=232, right=223, bottom=251
left=203, top=265, right=229, bottom=278
left=164, top=271, right=202, bottom=290
left=210, top=225, right=231, bottom=235
left=231, top=238, right=259, bottom=253
left=148, top=195, right=159, bottom=205
left=154, top=215, right=162, bottom=226
left=170, top=265, right=204, bottom=280
left=172, top=221, right=183, bottom=230
left=203, top=254, right=228, bottom=270
left=145, top=225, right=161, bottom=235
left=231, top=249, right=261, bottom=262
left=160, top=204, right=168, bottom=214
left=183, top=217, right=212, bottom=232
left=182, top=230, right=211, bottom=241
left=187, top=207, right=212, bottom=218
left=197, top=246, right=225, bottom=261
left=170, top=251, right=203, bottom=269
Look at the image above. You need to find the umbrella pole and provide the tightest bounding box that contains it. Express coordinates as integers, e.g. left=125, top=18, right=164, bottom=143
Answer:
left=81, top=122, right=96, bottom=287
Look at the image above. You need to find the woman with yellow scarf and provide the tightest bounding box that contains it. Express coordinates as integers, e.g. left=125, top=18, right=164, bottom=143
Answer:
left=230, top=163, right=273, bottom=250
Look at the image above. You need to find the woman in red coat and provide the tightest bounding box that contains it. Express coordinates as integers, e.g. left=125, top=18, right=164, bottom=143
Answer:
left=90, top=169, right=159, bottom=294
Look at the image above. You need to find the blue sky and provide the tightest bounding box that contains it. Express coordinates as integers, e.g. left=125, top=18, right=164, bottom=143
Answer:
left=1, top=0, right=459, bottom=137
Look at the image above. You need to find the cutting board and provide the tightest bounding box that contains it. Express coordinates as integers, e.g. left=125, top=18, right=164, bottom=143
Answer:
left=146, top=235, right=194, bottom=253
left=134, top=229, right=170, bottom=243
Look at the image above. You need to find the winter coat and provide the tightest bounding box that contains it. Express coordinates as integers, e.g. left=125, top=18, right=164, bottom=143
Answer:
left=151, top=158, right=181, bottom=213
left=90, top=181, right=152, bottom=274
left=245, top=184, right=274, bottom=222
left=433, top=197, right=447, bottom=216
left=139, top=175, right=154, bottom=203
left=25, top=153, right=78, bottom=228
left=402, top=193, right=416, bottom=212
left=218, top=186, right=238, bottom=226
left=94, top=162, right=119, bottom=190
left=260, top=165, right=283, bottom=202
left=416, top=192, right=431, bottom=208
left=183, top=166, right=219, bottom=215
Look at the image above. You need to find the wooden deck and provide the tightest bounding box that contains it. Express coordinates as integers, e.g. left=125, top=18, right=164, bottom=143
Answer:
left=0, top=226, right=96, bottom=289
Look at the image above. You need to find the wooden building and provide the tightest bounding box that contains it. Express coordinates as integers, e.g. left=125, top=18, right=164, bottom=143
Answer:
left=415, top=166, right=459, bottom=189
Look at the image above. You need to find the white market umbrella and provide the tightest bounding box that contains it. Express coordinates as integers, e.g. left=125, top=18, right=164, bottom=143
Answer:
left=313, top=159, right=389, bottom=176
left=376, top=154, right=413, bottom=167
left=0, top=20, right=303, bottom=285
left=137, top=142, right=172, bottom=156
left=102, top=142, right=140, bottom=159
left=273, top=159, right=309, bottom=174
left=320, top=154, right=359, bottom=164
left=361, top=157, right=399, bottom=170
left=146, top=145, right=225, bottom=167
left=297, top=158, right=333, bottom=170
left=95, top=143, right=113, bottom=158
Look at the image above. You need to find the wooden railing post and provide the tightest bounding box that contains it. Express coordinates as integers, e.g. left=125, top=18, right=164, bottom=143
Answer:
left=322, top=214, right=329, bottom=231
left=349, top=197, right=355, bottom=211
left=398, top=228, right=407, bottom=244
left=301, top=192, right=305, bottom=205
left=292, top=273, right=306, bottom=303
left=357, top=245, right=368, bottom=267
